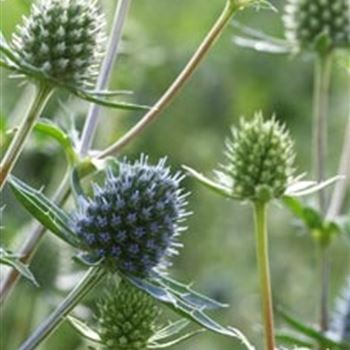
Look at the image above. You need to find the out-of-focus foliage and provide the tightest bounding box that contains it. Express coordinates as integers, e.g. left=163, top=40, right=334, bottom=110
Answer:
left=0, top=0, right=349, bottom=349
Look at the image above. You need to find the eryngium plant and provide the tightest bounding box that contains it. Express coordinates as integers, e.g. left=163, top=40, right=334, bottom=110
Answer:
left=11, top=0, right=105, bottom=87
left=72, top=156, right=188, bottom=277
left=223, top=113, right=295, bottom=202
left=97, top=280, right=162, bottom=349
left=283, top=0, right=350, bottom=52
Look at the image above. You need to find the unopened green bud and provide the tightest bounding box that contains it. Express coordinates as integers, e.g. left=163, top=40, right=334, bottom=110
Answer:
left=224, top=113, right=295, bottom=202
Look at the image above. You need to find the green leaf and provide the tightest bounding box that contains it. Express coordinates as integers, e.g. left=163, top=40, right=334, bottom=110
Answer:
left=9, top=176, right=80, bottom=248
left=124, top=274, right=254, bottom=349
left=34, top=119, right=77, bottom=163
left=277, top=307, right=349, bottom=349
left=0, top=246, right=38, bottom=287
left=152, top=271, right=228, bottom=309
left=276, top=331, right=314, bottom=347
left=70, top=87, right=150, bottom=112
left=183, top=165, right=235, bottom=199
left=67, top=316, right=102, bottom=344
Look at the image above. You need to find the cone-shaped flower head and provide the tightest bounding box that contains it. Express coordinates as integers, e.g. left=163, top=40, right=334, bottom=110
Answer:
left=11, top=0, right=105, bottom=87
left=73, top=156, right=188, bottom=277
left=283, top=0, right=350, bottom=52
left=223, top=113, right=295, bottom=202
left=97, top=280, right=161, bottom=349
left=331, top=277, right=350, bottom=342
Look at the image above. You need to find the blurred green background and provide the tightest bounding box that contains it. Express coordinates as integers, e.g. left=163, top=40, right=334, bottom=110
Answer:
left=1, top=0, right=349, bottom=349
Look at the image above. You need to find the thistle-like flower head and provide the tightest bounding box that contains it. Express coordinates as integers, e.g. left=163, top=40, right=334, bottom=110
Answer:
left=97, top=280, right=161, bottom=349
left=73, top=156, right=189, bottom=277
left=223, top=113, right=295, bottom=202
left=11, top=0, right=105, bottom=87
left=283, top=0, right=350, bottom=52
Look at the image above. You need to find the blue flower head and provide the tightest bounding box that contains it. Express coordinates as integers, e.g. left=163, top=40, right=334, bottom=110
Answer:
left=72, top=156, right=189, bottom=277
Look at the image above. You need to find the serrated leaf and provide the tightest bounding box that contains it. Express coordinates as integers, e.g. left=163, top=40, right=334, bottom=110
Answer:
left=9, top=176, right=80, bottom=248
left=278, top=307, right=349, bottom=349
left=67, top=316, right=102, bottom=344
left=183, top=165, right=235, bottom=199
left=152, top=271, right=228, bottom=309
left=0, top=247, right=38, bottom=286
left=34, top=119, right=77, bottom=163
left=124, top=274, right=254, bottom=348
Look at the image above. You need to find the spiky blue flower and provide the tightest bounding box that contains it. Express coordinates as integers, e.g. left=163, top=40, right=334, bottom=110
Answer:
left=97, top=280, right=161, bottom=349
left=72, top=156, right=189, bottom=277
left=11, top=0, right=105, bottom=87
left=330, top=277, right=350, bottom=342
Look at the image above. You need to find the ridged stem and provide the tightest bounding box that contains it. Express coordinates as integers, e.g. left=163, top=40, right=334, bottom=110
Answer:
left=312, top=53, right=333, bottom=333
left=0, top=84, right=53, bottom=191
left=98, top=0, right=238, bottom=159
left=79, top=0, right=132, bottom=155
left=18, top=267, right=105, bottom=350
left=253, top=201, right=276, bottom=350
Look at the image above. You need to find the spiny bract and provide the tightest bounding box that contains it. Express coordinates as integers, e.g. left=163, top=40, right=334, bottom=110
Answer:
left=73, top=156, right=189, bottom=277
left=97, top=280, right=161, bottom=350
left=330, top=277, right=350, bottom=342
left=11, top=0, right=105, bottom=87
left=283, top=0, right=350, bottom=52
left=223, top=113, right=295, bottom=202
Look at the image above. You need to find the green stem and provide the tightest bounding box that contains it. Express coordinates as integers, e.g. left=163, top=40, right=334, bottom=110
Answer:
left=312, top=53, right=333, bottom=334
left=253, top=201, right=276, bottom=350
left=18, top=267, right=105, bottom=350
left=312, top=53, right=333, bottom=213
left=0, top=84, right=53, bottom=191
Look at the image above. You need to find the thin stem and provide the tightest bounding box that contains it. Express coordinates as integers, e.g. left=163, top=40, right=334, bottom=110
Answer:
left=253, top=201, right=276, bottom=350
left=312, top=53, right=333, bottom=213
left=326, top=115, right=350, bottom=220
left=0, top=84, right=53, bottom=191
left=18, top=267, right=105, bottom=350
left=98, top=0, right=238, bottom=159
left=79, top=0, right=132, bottom=156
left=312, top=53, right=333, bottom=334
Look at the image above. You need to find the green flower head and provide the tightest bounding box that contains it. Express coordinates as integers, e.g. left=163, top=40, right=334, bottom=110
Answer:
left=97, top=280, right=161, bottom=350
left=11, top=0, right=106, bottom=87
left=223, top=113, right=295, bottom=202
left=283, top=0, right=350, bottom=53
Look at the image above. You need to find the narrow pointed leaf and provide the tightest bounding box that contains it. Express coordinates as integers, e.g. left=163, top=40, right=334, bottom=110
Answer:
left=153, top=271, right=228, bottom=309
left=9, top=176, right=80, bottom=247
left=148, top=329, right=205, bottom=349
left=183, top=165, right=234, bottom=199
left=67, top=316, right=102, bottom=344
left=150, top=319, right=191, bottom=341
left=276, top=331, right=314, bottom=347
left=278, top=308, right=349, bottom=349
left=0, top=247, right=38, bottom=287
left=287, top=176, right=343, bottom=197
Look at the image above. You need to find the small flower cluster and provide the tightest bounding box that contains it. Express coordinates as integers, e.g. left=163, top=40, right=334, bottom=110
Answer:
left=11, top=0, right=105, bottom=87
left=284, top=0, right=350, bottom=52
left=97, top=280, right=161, bottom=350
left=223, top=113, right=295, bottom=202
left=73, top=156, right=188, bottom=277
